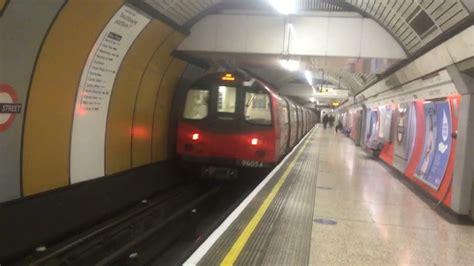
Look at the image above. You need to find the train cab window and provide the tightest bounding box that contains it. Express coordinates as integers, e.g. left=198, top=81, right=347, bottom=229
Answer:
left=217, top=86, right=236, bottom=113
left=183, top=89, right=209, bottom=120
left=245, top=92, right=271, bottom=125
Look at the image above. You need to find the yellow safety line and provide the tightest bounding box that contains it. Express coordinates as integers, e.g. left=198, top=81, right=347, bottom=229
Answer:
left=220, top=132, right=313, bottom=266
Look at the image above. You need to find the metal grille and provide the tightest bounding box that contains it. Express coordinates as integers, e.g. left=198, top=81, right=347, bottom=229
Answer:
left=344, top=0, right=470, bottom=54
left=144, top=0, right=221, bottom=25
left=298, top=0, right=347, bottom=11
left=333, top=71, right=377, bottom=94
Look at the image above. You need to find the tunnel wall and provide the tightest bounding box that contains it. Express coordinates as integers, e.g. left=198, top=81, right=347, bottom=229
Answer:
left=0, top=0, right=193, bottom=202
left=0, top=0, right=66, bottom=202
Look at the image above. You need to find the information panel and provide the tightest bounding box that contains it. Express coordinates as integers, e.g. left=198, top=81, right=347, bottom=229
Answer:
left=70, top=5, right=150, bottom=183
left=393, top=103, right=417, bottom=172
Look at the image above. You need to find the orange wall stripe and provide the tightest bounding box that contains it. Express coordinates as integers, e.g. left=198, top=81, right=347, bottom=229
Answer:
left=0, top=0, right=7, bottom=13
left=105, top=20, right=172, bottom=175
left=131, top=32, right=185, bottom=167
left=151, top=59, right=187, bottom=162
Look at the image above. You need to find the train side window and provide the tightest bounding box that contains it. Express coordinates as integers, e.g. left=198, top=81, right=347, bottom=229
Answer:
left=217, top=86, right=236, bottom=113
left=183, top=89, right=209, bottom=120
left=245, top=92, right=272, bottom=125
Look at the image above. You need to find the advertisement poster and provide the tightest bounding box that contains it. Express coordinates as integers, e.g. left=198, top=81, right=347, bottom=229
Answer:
left=406, top=103, right=417, bottom=163
left=368, top=110, right=379, bottom=141
left=70, top=5, right=151, bottom=183
left=416, top=103, right=437, bottom=181
left=364, top=109, right=371, bottom=145
left=415, top=101, right=451, bottom=190
left=381, top=106, right=393, bottom=142
left=424, top=101, right=452, bottom=189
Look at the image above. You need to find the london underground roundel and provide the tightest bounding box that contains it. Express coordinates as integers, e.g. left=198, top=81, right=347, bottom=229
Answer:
left=0, top=84, right=22, bottom=132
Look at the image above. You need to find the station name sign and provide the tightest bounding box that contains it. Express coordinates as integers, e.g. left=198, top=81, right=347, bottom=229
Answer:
left=0, top=103, right=22, bottom=114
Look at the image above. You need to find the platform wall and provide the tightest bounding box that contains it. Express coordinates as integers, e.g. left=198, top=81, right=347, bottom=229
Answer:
left=342, top=93, right=462, bottom=209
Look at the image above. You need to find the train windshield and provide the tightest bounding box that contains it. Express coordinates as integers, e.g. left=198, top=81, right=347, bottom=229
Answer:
left=183, top=89, right=209, bottom=120
left=245, top=92, right=272, bottom=125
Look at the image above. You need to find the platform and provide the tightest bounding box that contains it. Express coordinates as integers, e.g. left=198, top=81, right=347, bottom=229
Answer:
left=184, top=127, right=474, bottom=265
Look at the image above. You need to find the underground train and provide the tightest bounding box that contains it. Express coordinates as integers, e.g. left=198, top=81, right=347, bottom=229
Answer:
left=176, top=71, right=316, bottom=177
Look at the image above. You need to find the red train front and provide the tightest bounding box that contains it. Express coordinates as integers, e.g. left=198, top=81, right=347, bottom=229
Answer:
left=176, top=71, right=286, bottom=175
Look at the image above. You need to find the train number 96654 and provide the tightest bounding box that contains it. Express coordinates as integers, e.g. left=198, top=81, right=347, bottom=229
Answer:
left=240, top=160, right=264, bottom=168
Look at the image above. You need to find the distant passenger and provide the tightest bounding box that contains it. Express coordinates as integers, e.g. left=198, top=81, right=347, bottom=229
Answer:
left=335, top=119, right=343, bottom=133
left=323, top=114, right=328, bottom=129
left=329, top=115, right=334, bottom=127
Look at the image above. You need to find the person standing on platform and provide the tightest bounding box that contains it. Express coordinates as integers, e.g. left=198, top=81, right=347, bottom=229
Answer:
left=323, top=114, right=328, bottom=129
left=336, top=118, right=343, bottom=133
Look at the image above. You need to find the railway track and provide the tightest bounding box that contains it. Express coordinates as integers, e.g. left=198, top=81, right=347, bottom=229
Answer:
left=16, top=183, right=219, bottom=266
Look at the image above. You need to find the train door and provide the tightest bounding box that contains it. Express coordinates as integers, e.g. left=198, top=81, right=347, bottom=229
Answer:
left=289, top=102, right=298, bottom=148
left=302, top=110, right=307, bottom=134
left=275, top=98, right=290, bottom=158
left=208, top=85, right=240, bottom=159
left=298, top=106, right=303, bottom=139
left=295, top=105, right=301, bottom=140
left=285, top=98, right=296, bottom=150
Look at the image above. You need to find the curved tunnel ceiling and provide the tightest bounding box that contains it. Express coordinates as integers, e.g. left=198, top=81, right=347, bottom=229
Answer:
left=139, top=0, right=472, bottom=104
left=143, top=0, right=472, bottom=55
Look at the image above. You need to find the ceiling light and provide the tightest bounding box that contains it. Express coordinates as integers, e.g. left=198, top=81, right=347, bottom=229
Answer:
left=279, top=59, right=300, bottom=71
left=268, top=0, right=297, bottom=15
left=304, top=70, right=313, bottom=86
left=309, top=97, right=316, bottom=103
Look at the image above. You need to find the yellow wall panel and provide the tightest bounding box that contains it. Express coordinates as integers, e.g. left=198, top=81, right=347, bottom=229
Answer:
left=0, top=0, right=6, bottom=13
left=105, top=20, right=172, bottom=175
left=22, top=0, right=124, bottom=195
left=151, top=59, right=187, bottom=162
left=132, top=32, right=185, bottom=167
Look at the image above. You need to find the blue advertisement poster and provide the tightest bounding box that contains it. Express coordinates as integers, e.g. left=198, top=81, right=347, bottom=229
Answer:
left=368, top=110, right=379, bottom=141
left=424, top=101, right=451, bottom=189
left=415, top=101, right=452, bottom=190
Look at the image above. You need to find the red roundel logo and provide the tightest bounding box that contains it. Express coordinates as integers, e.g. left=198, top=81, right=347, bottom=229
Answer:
left=0, top=84, right=22, bottom=132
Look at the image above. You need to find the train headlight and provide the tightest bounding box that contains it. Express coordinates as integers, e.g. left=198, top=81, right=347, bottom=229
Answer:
left=192, top=133, right=200, bottom=141
left=251, top=138, right=259, bottom=145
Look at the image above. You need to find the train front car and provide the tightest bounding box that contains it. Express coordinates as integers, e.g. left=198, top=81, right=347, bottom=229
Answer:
left=176, top=72, right=280, bottom=178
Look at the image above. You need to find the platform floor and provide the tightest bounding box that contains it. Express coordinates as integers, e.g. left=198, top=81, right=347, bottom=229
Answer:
left=185, top=127, right=474, bottom=266
left=311, top=128, right=474, bottom=265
